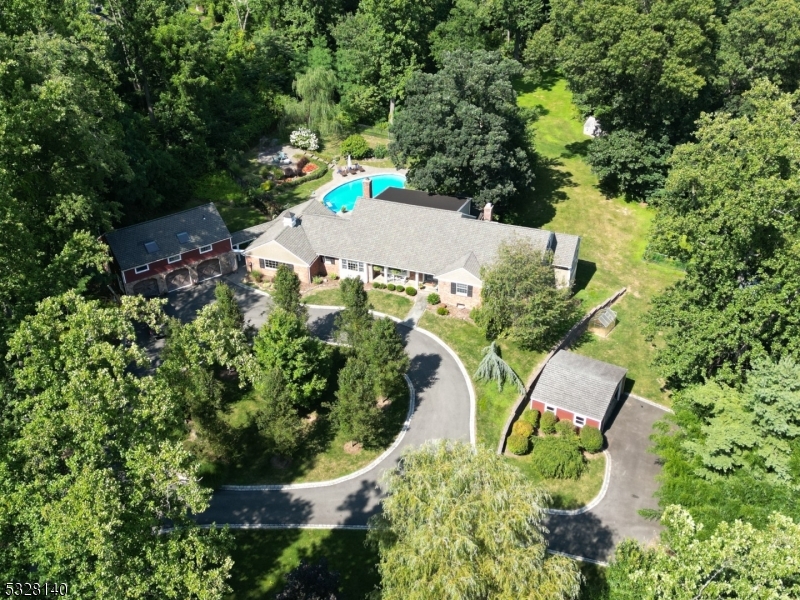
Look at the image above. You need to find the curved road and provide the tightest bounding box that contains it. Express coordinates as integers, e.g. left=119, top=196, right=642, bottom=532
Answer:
left=166, top=277, right=665, bottom=563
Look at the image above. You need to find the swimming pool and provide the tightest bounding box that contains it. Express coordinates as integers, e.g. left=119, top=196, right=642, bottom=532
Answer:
left=322, top=173, right=406, bottom=213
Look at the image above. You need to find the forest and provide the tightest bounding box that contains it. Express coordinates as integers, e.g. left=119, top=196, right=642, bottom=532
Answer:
left=0, top=0, right=798, bottom=597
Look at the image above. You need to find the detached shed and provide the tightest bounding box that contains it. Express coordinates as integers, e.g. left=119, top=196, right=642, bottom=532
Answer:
left=589, top=307, right=617, bottom=337
left=530, top=350, right=627, bottom=431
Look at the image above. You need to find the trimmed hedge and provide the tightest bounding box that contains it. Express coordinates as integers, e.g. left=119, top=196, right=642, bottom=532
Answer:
left=373, top=282, right=385, bottom=289
left=512, top=420, right=534, bottom=438
left=555, top=419, right=576, bottom=437
left=506, top=433, right=530, bottom=455
left=580, top=425, right=604, bottom=453
left=387, top=284, right=396, bottom=291
left=276, top=159, right=328, bottom=188
left=520, top=409, right=540, bottom=429
left=405, top=286, right=417, bottom=296
left=427, top=293, right=441, bottom=305
left=540, top=411, right=558, bottom=434
left=530, top=435, right=585, bottom=479
left=436, top=306, right=449, bottom=315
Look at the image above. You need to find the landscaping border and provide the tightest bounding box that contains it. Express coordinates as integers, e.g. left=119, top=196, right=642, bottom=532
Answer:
left=545, top=450, right=611, bottom=516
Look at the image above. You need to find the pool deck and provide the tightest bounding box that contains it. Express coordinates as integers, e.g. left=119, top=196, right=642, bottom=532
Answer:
left=311, top=165, right=407, bottom=206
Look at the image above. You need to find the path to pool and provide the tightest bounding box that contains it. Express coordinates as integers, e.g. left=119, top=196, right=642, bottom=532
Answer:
left=164, top=275, right=663, bottom=564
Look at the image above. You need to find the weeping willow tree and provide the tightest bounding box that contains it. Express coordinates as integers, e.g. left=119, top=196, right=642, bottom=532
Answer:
left=474, top=341, right=525, bottom=393
left=368, top=441, right=581, bottom=600
left=283, top=67, right=341, bottom=137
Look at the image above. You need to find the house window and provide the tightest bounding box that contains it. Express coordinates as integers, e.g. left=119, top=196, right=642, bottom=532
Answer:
left=199, top=244, right=212, bottom=254
left=545, top=405, right=556, bottom=414
left=343, top=259, right=365, bottom=272
left=574, top=415, right=586, bottom=427
left=259, top=258, right=291, bottom=270
left=325, top=256, right=336, bottom=265
left=134, top=264, right=150, bottom=274
left=455, top=283, right=468, bottom=296
left=167, top=254, right=181, bottom=264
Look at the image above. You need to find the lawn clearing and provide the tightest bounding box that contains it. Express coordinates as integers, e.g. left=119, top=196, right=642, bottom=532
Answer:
left=272, top=166, right=334, bottom=208
left=506, top=450, right=606, bottom=510
left=187, top=170, right=266, bottom=231
left=417, top=312, right=545, bottom=449
left=227, top=529, right=378, bottom=600
left=511, top=78, right=683, bottom=404
left=303, top=287, right=414, bottom=320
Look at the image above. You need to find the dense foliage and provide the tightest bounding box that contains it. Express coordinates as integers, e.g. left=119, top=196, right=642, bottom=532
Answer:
left=275, top=559, right=341, bottom=600
left=606, top=506, right=800, bottom=599
left=473, top=239, right=580, bottom=349
left=530, top=435, right=585, bottom=479
left=579, top=425, right=604, bottom=453
left=368, top=442, right=581, bottom=599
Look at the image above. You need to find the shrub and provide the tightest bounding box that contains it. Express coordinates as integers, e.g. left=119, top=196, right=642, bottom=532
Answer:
left=436, top=306, right=449, bottom=316
left=259, top=166, right=272, bottom=178
left=296, top=156, right=309, bottom=170
left=278, top=161, right=329, bottom=188
left=555, top=419, right=576, bottom=437
left=339, top=134, right=372, bottom=159
left=373, top=144, right=388, bottom=159
left=580, top=425, right=604, bottom=453
left=530, top=435, right=585, bottom=479
left=260, top=180, right=273, bottom=192
left=427, top=293, right=441, bottom=305
left=511, top=420, right=534, bottom=438
left=405, top=286, right=417, bottom=296
left=250, top=269, right=264, bottom=283
left=387, top=283, right=396, bottom=291
left=373, top=282, right=383, bottom=289
left=520, top=409, right=540, bottom=429
left=312, top=275, right=324, bottom=284
left=290, top=128, right=319, bottom=151
left=540, top=411, right=558, bottom=434
left=328, top=273, right=339, bottom=281
left=506, top=433, right=530, bottom=455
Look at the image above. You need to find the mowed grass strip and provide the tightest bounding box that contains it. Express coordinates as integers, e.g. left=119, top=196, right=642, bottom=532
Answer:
left=507, top=451, right=606, bottom=510
left=513, top=79, right=683, bottom=404
left=303, top=287, right=414, bottom=320
left=227, top=529, right=379, bottom=600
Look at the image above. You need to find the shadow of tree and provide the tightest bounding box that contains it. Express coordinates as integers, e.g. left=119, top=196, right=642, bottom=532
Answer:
left=338, top=479, right=383, bottom=526
left=562, top=139, right=592, bottom=159
left=545, top=510, right=616, bottom=563
left=505, top=157, right=577, bottom=229
left=407, top=353, right=441, bottom=401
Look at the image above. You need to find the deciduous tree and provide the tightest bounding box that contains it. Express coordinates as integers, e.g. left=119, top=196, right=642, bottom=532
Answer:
left=368, top=441, right=581, bottom=599
left=329, top=357, right=383, bottom=446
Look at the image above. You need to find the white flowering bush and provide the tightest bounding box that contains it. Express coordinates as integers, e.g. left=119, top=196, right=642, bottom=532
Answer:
left=289, top=128, right=319, bottom=151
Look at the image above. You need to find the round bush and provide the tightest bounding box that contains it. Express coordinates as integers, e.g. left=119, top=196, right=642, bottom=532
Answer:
left=512, top=420, right=534, bottom=438
left=373, top=144, right=388, bottom=159
left=540, top=411, right=558, bottom=434
left=339, top=134, right=372, bottom=159
left=290, top=128, right=319, bottom=151
left=580, top=425, right=604, bottom=453
left=436, top=306, right=449, bottom=316
left=555, top=419, right=576, bottom=437
left=506, top=433, right=530, bottom=455
left=427, top=293, right=441, bottom=305
left=520, top=409, right=540, bottom=429
left=405, top=286, right=417, bottom=296
left=530, top=435, right=585, bottom=479
left=387, top=283, right=396, bottom=291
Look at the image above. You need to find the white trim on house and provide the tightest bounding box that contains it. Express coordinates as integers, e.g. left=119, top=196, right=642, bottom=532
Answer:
left=249, top=240, right=311, bottom=267
left=258, top=258, right=292, bottom=271
left=134, top=264, right=150, bottom=274
left=167, top=254, right=181, bottom=264
left=574, top=414, right=586, bottom=427
left=199, top=244, right=213, bottom=254
left=545, top=404, right=557, bottom=413
left=341, top=258, right=366, bottom=281
left=455, top=282, right=469, bottom=296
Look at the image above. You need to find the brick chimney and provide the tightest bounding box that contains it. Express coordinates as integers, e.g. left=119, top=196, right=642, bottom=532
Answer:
left=362, top=177, right=372, bottom=199
left=483, top=202, right=493, bottom=221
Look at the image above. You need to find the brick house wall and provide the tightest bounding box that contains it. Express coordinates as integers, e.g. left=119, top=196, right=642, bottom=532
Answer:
left=245, top=256, right=312, bottom=283
left=439, top=279, right=481, bottom=309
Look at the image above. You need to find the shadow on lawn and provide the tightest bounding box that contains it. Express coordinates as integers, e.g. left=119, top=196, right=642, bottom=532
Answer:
left=506, top=157, right=577, bottom=229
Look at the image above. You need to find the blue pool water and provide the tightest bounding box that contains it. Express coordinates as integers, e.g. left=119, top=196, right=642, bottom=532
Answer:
left=322, top=174, right=406, bottom=213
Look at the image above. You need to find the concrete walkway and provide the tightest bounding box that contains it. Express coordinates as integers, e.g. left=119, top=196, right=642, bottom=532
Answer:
left=403, top=291, right=430, bottom=326
left=163, top=276, right=666, bottom=563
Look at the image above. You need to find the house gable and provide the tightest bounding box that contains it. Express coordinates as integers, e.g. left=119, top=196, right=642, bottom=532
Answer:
left=435, top=267, right=482, bottom=287
left=247, top=239, right=312, bottom=267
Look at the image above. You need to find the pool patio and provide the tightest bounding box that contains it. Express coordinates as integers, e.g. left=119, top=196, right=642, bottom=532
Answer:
left=311, top=165, right=407, bottom=205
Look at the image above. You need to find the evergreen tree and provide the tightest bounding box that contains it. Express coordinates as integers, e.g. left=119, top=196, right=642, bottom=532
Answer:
left=254, top=369, right=306, bottom=457
left=330, top=357, right=383, bottom=446
left=358, top=317, right=410, bottom=401
left=272, top=264, right=305, bottom=318
left=335, top=277, right=373, bottom=348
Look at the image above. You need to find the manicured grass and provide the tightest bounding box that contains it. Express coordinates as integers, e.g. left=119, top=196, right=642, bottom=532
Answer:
left=273, top=166, right=334, bottom=208
left=512, top=79, right=683, bottom=404
left=187, top=170, right=266, bottom=231
left=303, top=287, right=414, bottom=320
left=507, top=450, right=606, bottom=510
left=417, top=312, right=545, bottom=449
left=227, top=529, right=379, bottom=600
left=191, top=373, right=409, bottom=487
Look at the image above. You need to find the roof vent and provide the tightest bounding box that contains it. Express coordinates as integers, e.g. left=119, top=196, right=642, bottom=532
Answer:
left=283, top=212, right=297, bottom=227
left=144, top=240, right=160, bottom=254
left=176, top=232, right=190, bottom=244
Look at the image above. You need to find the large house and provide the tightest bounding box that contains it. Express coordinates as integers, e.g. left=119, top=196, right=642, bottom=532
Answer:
left=530, top=350, right=627, bottom=431
left=236, top=183, right=581, bottom=309
left=104, top=203, right=237, bottom=296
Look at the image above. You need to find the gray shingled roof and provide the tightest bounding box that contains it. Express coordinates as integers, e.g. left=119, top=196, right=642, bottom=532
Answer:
left=532, top=350, right=627, bottom=421
left=552, top=232, right=581, bottom=269
left=105, top=203, right=231, bottom=271
left=244, top=198, right=569, bottom=278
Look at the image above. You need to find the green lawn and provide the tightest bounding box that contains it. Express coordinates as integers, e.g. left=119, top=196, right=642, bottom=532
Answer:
left=191, top=375, right=409, bottom=487
left=303, top=287, right=414, bottom=320
left=508, top=451, right=606, bottom=510
left=187, top=170, right=266, bottom=231
left=227, top=529, right=379, bottom=600
left=273, top=167, right=334, bottom=208
left=511, top=79, right=683, bottom=404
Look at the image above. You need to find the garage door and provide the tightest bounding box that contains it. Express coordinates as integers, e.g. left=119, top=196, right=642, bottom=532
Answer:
left=132, top=278, right=159, bottom=297
left=166, top=268, right=192, bottom=292
left=197, top=258, right=221, bottom=282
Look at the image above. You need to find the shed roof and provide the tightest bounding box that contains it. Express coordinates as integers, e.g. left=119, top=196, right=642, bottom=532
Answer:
left=104, top=203, right=231, bottom=271
left=532, top=350, right=627, bottom=421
